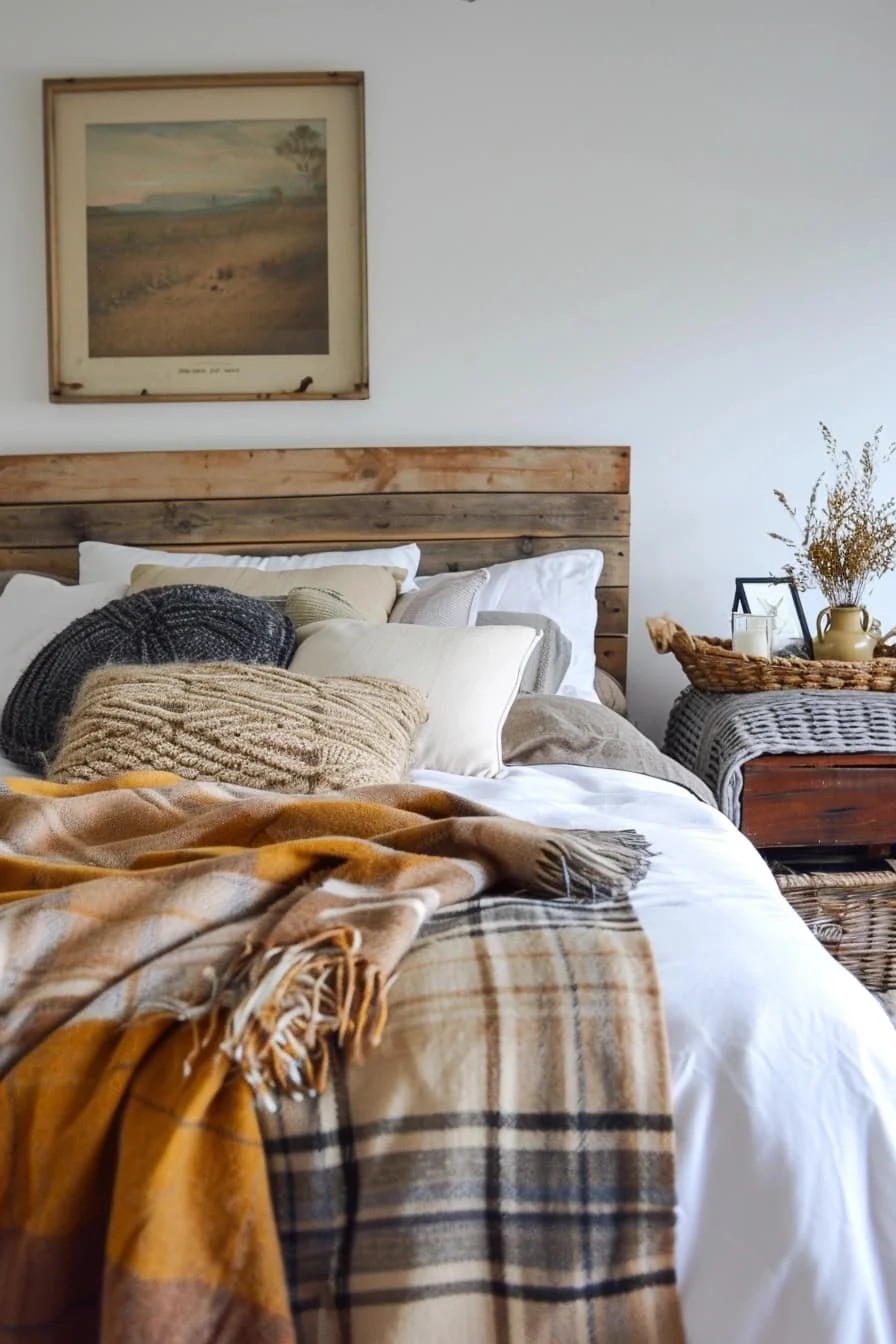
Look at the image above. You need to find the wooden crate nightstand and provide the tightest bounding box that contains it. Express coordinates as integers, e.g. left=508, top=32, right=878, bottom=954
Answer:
left=662, top=688, right=896, bottom=861
left=741, top=753, right=896, bottom=853
left=662, top=689, right=896, bottom=1013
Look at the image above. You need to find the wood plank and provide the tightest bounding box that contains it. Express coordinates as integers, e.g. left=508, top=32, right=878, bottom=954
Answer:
left=0, top=539, right=630, bottom=587
left=0, top=446, right=630, bottom=505
left=0, top=551, right=79, bottom=579
left=597, top=587, right=627, bottom=636
left=0, top=538, right=630, bottom=588
left=742, top=754, right=896, bottom=849
left=596, top=636, right=627, bottom=686
left=0, top=494, right=629, bottom=549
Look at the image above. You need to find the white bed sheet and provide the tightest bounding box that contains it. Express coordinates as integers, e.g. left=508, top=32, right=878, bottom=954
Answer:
left=411, top=762, right=896, bottom=1344
left=3, top=746, right=894, bottom=1342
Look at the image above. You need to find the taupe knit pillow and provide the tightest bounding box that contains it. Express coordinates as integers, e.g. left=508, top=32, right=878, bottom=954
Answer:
left=277, top=587, right=365, bottom=628
left=49, top=662, right=429, bottom=793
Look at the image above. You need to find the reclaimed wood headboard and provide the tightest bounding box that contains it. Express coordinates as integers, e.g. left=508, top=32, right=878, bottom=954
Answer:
left=0, top=445, right=630, bottom=684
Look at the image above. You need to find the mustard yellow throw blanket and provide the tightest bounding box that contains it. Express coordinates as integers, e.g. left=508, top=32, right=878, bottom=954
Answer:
left=0, top=773, right=680, bottom=1344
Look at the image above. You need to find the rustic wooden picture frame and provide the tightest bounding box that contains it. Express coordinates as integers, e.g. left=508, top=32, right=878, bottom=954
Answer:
left=44, top=72, right=368, bottom=403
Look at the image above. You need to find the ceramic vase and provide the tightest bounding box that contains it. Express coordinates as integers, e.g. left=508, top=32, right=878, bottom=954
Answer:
left=813, top=605, right=876, bottom=661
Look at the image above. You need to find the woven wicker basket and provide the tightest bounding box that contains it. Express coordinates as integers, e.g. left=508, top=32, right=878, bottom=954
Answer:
left=775, top=869, right=896, bottom=991
left=647, top=616, right=896, bottom=693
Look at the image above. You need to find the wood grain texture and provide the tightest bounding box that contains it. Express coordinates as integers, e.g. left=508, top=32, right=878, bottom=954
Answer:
left=0, top=541, right=630, bottom=588
left=742, top=754, right=896, bottom=850
left=595, top=638, right=626, bottom=684
left=0, top=445, right=630, bottom=683
left=596, top=587, right=628, bottom=636
left=0, top=446, right=629, bottom=503
left=0, top=493, right=629, bottom=549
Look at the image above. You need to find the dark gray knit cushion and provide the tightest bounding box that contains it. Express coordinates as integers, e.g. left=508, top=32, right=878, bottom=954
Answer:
left=0, top=584, right=298, bottom=773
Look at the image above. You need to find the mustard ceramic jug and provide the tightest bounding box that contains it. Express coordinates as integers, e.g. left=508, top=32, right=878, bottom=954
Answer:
left=813, top=606, right=876, bottom=661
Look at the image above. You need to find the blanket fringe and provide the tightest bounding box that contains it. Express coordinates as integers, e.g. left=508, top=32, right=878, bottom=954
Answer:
left=219, top=927, right=388, bottom=1111
left=537, top=829, right=652, bottom=903
left=139, top=828, right=650, bottom=1110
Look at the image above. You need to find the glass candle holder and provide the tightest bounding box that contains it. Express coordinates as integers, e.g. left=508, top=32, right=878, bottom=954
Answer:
left=731, top=612, right=772, bottom=659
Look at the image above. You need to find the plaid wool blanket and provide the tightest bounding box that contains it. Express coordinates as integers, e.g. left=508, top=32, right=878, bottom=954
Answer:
left=0, top=772, right=684, bottom=1344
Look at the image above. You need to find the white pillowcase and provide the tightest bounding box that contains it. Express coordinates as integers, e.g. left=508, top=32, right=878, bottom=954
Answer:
left=0, top=575, right=127, bottom=735
left=78, top=540, right=422, bottom=594
left=471, top=550, right=603, bottom=701
left=289, top=619, right=540, bottom=778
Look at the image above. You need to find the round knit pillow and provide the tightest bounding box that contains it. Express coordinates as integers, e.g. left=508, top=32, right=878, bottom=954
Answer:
left=0, top=584, right=298, bottom=773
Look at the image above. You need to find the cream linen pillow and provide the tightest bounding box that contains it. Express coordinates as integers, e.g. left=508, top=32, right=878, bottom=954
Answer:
left=128, top=563, right=402, bottom=624
left=80, top=540, right=421, bottom=594
left=289, top=619, right=541, bottom=778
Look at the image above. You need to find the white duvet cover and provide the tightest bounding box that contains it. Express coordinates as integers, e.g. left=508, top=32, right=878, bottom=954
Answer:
left=2, top=744, right=894, bottom=1343
left=411, top=762, right=896, bottom=1344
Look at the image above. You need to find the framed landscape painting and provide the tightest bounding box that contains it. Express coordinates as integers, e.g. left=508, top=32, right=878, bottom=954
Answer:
left=43, top=72, right=368, bottom=402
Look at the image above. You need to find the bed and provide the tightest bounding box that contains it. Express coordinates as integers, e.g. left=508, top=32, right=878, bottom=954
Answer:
left=0, top=445, right=894, bottom=1344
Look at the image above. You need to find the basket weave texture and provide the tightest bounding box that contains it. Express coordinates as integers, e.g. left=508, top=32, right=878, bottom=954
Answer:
left=775, top=870, right=896, bottom=992
left=647, top=617, right=896, bottom=693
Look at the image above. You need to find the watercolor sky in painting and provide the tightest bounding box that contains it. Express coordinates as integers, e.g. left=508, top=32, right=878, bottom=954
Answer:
left=86, top=119, right=326, bottom=207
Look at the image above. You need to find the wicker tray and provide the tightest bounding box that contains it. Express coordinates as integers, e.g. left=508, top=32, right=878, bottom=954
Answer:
left=647, top=616, right=896, bottom=693
left=775, top=869, right=896, bottom=992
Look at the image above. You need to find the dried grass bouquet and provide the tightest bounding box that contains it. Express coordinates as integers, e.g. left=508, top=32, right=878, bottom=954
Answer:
left=771, top=422, right=896, bottom=608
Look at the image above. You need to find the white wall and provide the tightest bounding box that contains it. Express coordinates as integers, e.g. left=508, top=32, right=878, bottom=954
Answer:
left=4, top=0, right=896, bottom=743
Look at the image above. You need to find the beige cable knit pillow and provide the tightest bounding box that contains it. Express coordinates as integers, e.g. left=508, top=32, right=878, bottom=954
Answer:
left=49, top=662, right=428, bottom=793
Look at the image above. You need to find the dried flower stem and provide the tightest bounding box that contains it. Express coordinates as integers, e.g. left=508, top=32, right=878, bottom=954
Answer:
left=771, top=422, right=896, bottom=607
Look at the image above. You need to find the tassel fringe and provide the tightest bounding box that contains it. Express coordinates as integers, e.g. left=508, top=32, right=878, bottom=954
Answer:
left=536, top=829, right=652, bottom=903
left=141, top=828, right=649, bottom=1109
left=219, top=926, right=389, bottom=1111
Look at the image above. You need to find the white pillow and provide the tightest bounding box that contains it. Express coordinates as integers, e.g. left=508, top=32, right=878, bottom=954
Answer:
left=471, top=550, right=603, bottom=701
left=289, top=619, right=540, bottom=778
left=0, top=575, right=126, bottom=722
left=78, top=541, right=421, bottom=594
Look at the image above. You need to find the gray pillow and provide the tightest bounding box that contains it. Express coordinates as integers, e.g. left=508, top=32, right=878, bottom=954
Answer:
left=1, top=584, right=297, bottom=773
left=390, top=569, right=488, bottom=626
left=475, top=611, right=572, bottom=694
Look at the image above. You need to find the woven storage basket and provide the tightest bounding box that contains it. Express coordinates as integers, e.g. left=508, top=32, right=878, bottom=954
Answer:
left=647, top=616, right=896, bottom=693
left=775, top=869, right=896, bottom=992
